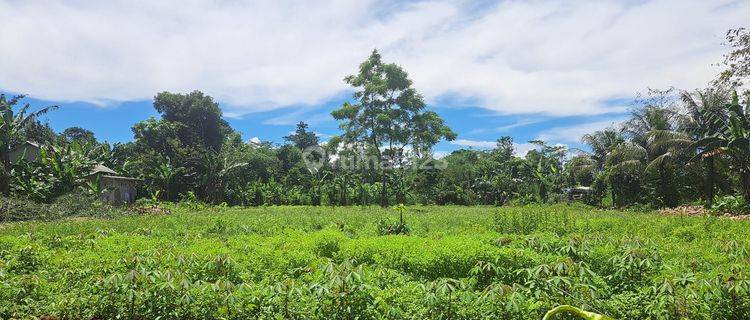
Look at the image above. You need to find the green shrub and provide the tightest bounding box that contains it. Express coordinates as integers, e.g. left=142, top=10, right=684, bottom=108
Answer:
left=712, top=195, right=750, bottom=215
left=0, top=193, right=118, bottom=222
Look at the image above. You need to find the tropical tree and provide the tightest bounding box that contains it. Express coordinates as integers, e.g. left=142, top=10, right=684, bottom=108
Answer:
left=284, top=121, right=319, bottom=149
left=581, top=128, right=625, bottom=170
left=61, top=126, right=97, bottom=145
left=330, top=50, right=455, bottom=206
left=152, top=91, right=233, bottom=151
left=717, top=28, right=750, bottom=87
left=0, top=94, right=58, bottom=195
left=692, top=91, right=750, bottom=203
left=143, top=157, right=186, bottom=201
left=192, top=151, right=249, bottom=203
left=642, top=128, right=692, bottom=207
left=524, top=140, right=566, bottom=202
left=679, top=88, right=730, bottom=206
left=10, top=142, right=95, bottom=202
left=623, top=89, right=687, bottom=207
left=605, top=142, right=647, bottom=207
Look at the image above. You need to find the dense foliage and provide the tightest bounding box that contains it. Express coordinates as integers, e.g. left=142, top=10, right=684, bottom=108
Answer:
left=1, top=205, right=750, bottom=319
left=2, top=28, right=749, bottom=211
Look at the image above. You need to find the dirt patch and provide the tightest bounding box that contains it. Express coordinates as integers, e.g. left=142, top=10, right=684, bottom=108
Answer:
left=659, top=205, right=709, bottom=216
left=659, top=205, right=750, bottom=220
left=130, top=205, right=171, bottom=215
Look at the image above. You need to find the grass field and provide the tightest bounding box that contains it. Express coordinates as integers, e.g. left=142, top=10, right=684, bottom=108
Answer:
left=1, top=204, right=749, bottom=319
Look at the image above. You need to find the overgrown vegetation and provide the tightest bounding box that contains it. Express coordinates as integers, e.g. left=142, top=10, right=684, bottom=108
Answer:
left=1, top=29, right=750, bottom=212
left=0, top=205, right=749, bottom=319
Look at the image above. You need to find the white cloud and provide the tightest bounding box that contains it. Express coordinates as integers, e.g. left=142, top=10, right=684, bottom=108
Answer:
left=537, top=117, right=628, bottom=143
left=432, top=151, right=450, bottom=159
left=449, top=139, right=539, bottom=156
left=450, top=139, right=497, bottom=149
left=513, top=143, right=539, bottom=157
left=263, top=109, right=333, bottom=126
left=465, top=118, right=544, bottom=136
left=249, top=137, right=262, bottom=144
left=0, top=0, right=747, bottom=117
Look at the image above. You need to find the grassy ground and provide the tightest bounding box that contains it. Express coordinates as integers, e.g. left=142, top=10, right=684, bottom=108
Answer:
left=1, top=204, right=749, bottom=319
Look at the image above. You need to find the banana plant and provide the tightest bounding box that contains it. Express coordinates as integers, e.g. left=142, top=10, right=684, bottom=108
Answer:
left=80, top=175, right=112, bottom=198
left=691, top=91, right=750, bottom=203
left=146, top=157, right=186, bottom=201
left=11, top=141, right=95, bottom=202
left=0, top=94, right=58, bottom=195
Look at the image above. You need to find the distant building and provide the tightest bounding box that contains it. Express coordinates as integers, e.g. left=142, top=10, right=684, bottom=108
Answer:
left=9, top=141, right=141, bottom=204
left=88, top=164, right=141, bottom=204
left=9, top=141, right=42, bottom=163
left=566, top=186, right=592, bottom=202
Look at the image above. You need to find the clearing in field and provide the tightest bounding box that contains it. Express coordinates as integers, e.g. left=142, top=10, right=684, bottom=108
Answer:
left=1, top=204, right=749, bottom=319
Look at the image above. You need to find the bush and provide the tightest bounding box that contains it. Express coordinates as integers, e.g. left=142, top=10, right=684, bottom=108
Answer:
left=0, top=192, right=119, bottom=222
left=712, top=195, right=750, bottom=215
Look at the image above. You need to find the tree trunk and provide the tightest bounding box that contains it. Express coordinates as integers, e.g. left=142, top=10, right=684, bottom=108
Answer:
left=1, top=106, right=12, bottom=196
left=704, top=157, right=715, bottom=208
left=0, top=146, right=9, bottom=196
left=380, top=169, right=389, bottom=207
left=742, top=170, right=750, bottom=204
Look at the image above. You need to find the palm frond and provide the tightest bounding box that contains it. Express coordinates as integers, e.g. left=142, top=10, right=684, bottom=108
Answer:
left=646, top=153, right=671, bottom=172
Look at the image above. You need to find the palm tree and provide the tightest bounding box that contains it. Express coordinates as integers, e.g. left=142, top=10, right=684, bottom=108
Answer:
left=605, top=142, right=647, bottom=207
left=642, top=129, right=693, bottom=207
left=581, top=129, right=626, bottom=169
left=0, top=94, right=58, bottom=195
left=679, top=88, right=730, bottom=206
left=623, top=98, right=689, bottom=207
left=692, top=91, right=750, bottom=203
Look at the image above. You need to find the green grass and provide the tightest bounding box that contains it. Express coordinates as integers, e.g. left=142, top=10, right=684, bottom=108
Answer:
left=1, top=204, right=749, bottom=319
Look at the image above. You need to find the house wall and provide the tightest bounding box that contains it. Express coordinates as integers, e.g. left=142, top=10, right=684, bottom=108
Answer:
left=9, top=145, right=41, bottom=163
left=100, top=177, right=139, bottom=204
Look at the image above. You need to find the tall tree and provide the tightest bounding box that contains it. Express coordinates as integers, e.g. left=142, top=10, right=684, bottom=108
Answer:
left=19, top=119, right=56, bottom=146
left=284, top=121, right=319, bottom=149
left=717, top=28, right=750, bottom=87
left=581, top=128, right=625, bottom=170
left=679, top=88, right=730, bottom=206
left=153, top=91, right=232, bottom=151
left=0, top=94, right=57, bottom=195
left=61, top=126, right=97, bottom=145
left=692, top=91, right=750, bottom=203
left=330, top=50, right=455, bottom=206
left=624, top=89, right=685, bottom=207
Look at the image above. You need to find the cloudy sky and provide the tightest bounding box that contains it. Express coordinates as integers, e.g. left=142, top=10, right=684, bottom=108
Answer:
left=1, top=0, right=748, bottom=154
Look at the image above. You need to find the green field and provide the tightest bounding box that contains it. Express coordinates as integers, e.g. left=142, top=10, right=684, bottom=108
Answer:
left=1, top=204, right=749, bottom=319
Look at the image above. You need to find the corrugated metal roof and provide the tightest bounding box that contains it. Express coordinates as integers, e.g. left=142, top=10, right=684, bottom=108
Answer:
left=91, top=164, right=118, bottom=175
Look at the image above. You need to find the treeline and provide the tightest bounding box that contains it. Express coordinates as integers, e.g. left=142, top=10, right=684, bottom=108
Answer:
left=1, top=28, right=749, bottom=211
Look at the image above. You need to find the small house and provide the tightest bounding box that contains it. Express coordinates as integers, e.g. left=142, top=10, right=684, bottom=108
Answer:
left=567, top=186, right=592, bottom=202
left=88, top=164, right=141, bottom=204
left=9, top=141, right=42, bottom=163
left=10, top=141, right=141, bottom=204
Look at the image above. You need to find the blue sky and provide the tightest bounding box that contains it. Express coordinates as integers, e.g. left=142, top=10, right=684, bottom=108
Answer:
left=1, top=0, right=748, bottom=156
left=4, top=91, right=632, bottom=156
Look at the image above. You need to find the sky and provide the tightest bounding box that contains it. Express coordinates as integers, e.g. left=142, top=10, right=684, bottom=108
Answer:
left=1, top=0, right=748, bottom=156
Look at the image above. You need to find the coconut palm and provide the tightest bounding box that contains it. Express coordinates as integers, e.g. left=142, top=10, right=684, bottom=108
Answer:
left=692, top=91, right=750, bottom=203
left=0, top=94, right=58, bottom=195
left=623, top=94, right=692, bottom=207
left=642, top=129, right=693, bottom=207
left=580, top=129, right=626, bottom=170
left=605, top=142, right=647, bottom=207
left=679, top=88, right=730, bottom=206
